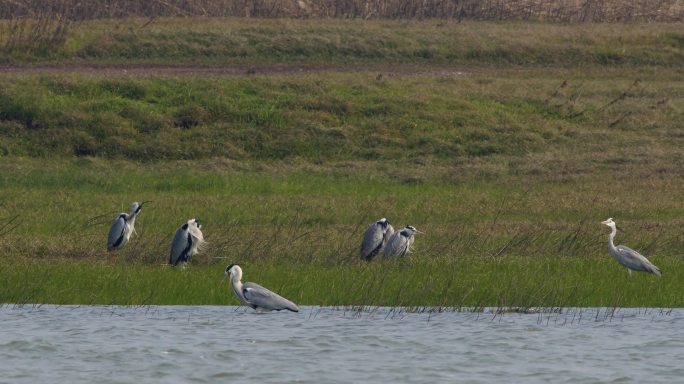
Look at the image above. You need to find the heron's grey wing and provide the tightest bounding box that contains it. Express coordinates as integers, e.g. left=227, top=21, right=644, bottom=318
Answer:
left=243, top=282, right=299, bottom=312
left=360, top=224, right=384, bottom=261
left=169, top=226, right=190, bottom=266
left=107, top=215, right=126, bottom=251
left=384, top=232, right=407, bottom=258
left=616, top=245, right=662, bottom=276
left=395, top=236, right=410, bottom=257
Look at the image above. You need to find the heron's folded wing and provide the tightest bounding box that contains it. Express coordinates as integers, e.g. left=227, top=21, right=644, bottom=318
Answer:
left=243, top=282, right=299, bottom=311
left=361, top=224, right=384, bottom=259
left=616, top=245, right=645, bottom=261
left=107, top=215, right=126, bottom=250
left=616, top=245, right=659, bottom=271
left=384, top=232, right=404, bottom=257
left=169, top=227, right=190, bottom=265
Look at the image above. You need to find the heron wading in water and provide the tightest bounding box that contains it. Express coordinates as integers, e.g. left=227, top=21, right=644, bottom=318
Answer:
left=169, top=218, right=205, bottom=267
left=360, top=218, right=395, bottom=261
left=601, top=218, right=661, bottom=277
left=107, top=201, right=146, bottom=251
left=223, top=264, right=300, bottom=312
left=384, top=225, right=422, bottom=259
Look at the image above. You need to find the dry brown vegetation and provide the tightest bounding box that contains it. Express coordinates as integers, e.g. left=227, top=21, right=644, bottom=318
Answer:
left=1, top=0, right=683, bottom=21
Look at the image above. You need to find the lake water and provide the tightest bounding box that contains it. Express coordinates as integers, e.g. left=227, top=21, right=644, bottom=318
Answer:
left=1, top=305, right=682, bottom=383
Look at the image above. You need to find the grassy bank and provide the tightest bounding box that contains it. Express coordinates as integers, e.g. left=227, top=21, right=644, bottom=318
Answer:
left=1, top=18, right=683, bottom=307
left=1, top=66, right=683, bottom=306
left=2, top=157, right=684, bottom=262
left=1, top=257, right=681, bottom=308
left=1, top=18, right=683, bottom=66
left=1, top=67, right=683, bottom=164
left=0, top=156, right=683, bottom=307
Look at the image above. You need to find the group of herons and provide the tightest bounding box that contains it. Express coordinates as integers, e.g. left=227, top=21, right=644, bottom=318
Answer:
left=107, top=203, right=661, bottom=314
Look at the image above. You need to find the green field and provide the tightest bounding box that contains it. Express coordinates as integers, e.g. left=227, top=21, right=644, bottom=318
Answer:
left=1, top=18, right=683, bottom=307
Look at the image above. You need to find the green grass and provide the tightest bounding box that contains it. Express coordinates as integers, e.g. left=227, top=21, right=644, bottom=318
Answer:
left=1, top=18, right=683, bottom=66
left=1, top=67, right=682, bottom=164
left=0, top=157, right=683, bottom=307
left=1, top=257, right=680, bottom=307
left=1, top=19, right=683, bottom=307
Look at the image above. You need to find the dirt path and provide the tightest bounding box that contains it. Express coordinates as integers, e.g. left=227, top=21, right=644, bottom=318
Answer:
left=0, top=63, right=337, bottom=76
left=0, top=63, right=473, bottom=77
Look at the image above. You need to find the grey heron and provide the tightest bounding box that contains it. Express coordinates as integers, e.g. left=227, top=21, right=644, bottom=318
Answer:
left=223, top=264, right=299, bottom=312
left=169, top=218, right=205, bottom=267
left=360, top=217, right=395, bottom=261
left=601, top=218, right=661, bottom=276
left=107, top=202, right=144, bottom=251
left=383, top=225, right=422, bottom=259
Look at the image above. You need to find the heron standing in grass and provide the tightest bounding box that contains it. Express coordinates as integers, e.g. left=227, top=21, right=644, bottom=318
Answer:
left=169, top=218, right=205, bottom=267
left=360, top=218, right=395, bottom=261
left=383, top=225, right=422, bottom=259
left=601, top=218, right=661, bottom=276
left=223, top=264, right=299, bottom=312
left=107, top=202, right=145, bottom=251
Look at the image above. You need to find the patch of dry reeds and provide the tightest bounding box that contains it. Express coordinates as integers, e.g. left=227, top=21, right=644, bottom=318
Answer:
left=0, top=0, right=74, bottom=54
left=1, top=0, right=682, bottom=21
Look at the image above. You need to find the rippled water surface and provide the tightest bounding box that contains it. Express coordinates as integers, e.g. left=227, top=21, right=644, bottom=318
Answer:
left=1, top=306, right=683, bottom=383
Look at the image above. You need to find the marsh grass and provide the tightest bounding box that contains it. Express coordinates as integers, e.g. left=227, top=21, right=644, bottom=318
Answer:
left=2, top=256, right=681, bottom=307
left=1, top=155, right=683, bottom=307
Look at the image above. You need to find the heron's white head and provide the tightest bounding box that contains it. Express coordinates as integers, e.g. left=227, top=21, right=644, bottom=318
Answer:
left=377, top=218, right=392, bottom=230
left=601, top=218, right=616, bottom=228
left=224, top=264, right=242, bottom=282
left=130, top=202, right=147, bottom=215
left=189, top=218, right=202, bottom=230
left=405, top=225, right=423, bottom=235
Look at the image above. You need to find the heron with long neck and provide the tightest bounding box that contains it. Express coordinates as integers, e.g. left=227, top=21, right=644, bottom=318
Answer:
left=223, top=264, right=299, bottom=312
left=107, top=201, right=146, bottom=251
left=601, top=218, right=661, bottom=276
